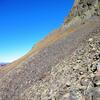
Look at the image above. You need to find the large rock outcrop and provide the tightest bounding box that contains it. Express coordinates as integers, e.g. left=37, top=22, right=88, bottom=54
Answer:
left=64, top=0, right=100, bottom=27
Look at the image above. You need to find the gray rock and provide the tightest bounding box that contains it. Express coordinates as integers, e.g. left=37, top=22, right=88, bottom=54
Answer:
left=92, top=87, right=100, bottom=100
left=90, top=63, right=97, bottom=73
left=97, top=63, right=100, bottom=72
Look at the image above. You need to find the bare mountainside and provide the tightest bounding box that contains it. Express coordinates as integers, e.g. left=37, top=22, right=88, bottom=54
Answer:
left=0, top=0, right=100, bottom=100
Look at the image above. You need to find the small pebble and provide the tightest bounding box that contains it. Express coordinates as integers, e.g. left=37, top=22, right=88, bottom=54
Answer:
left=90, top=63, right=97, bottom=72
left=88, top=38, right=93, bottom=42
left=95, top=80, right=100, bottom=86
left=93, top=76, right=100, bottom=86
left=94, top=87, right=100, bottom=93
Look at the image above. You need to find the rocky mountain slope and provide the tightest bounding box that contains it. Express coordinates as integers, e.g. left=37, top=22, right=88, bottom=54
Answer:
left=0, top=0, right=100, bottom=100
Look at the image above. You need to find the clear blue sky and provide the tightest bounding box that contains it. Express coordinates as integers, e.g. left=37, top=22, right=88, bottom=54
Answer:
left=0, top=0, right=74, bottom=62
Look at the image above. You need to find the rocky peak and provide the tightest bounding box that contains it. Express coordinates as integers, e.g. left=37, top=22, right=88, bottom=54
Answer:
left=64, top=0, right=100, bottom=25
left=73, top=0, right=99, bottom=16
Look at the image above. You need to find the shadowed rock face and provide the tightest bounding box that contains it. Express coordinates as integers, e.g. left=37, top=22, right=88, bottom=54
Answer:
left=0, top=0, right=100, bottom=100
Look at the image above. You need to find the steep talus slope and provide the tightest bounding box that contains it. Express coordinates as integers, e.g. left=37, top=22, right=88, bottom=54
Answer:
left=0, top=27, right=75, bottom=78
left=0, top=0, right=100, bottom=100
left=21, top=28, right=100, bottom=100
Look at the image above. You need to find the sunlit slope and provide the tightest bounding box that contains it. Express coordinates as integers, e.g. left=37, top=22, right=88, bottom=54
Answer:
left=0, top=17, right=99, bottom=100
left=0, top=27, right=75, bottom=74
left=1, top=0, right=99, bottom=76
left=0, top=17, right=98, bottom=75
left=0, top=0, right=100, bottom=99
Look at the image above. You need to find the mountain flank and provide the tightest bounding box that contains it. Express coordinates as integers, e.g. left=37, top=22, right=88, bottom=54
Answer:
left=0, top=0, right=100, bottom=100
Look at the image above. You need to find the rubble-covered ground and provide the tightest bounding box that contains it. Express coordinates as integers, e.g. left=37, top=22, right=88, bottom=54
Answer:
left=20, top=26, right=100, bottom=100
left=0, top=0, right=100, bottom=100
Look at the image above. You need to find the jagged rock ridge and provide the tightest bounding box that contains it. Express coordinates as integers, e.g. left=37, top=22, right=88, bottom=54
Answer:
left=0, top=0, right=100, bottom=100
left=64, top=0, right=100, bottom=27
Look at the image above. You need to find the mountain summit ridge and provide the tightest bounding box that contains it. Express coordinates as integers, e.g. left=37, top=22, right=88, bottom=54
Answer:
left=0, top=0, right=100, bottom=100
left=64, top=0, right=100, bottom=27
